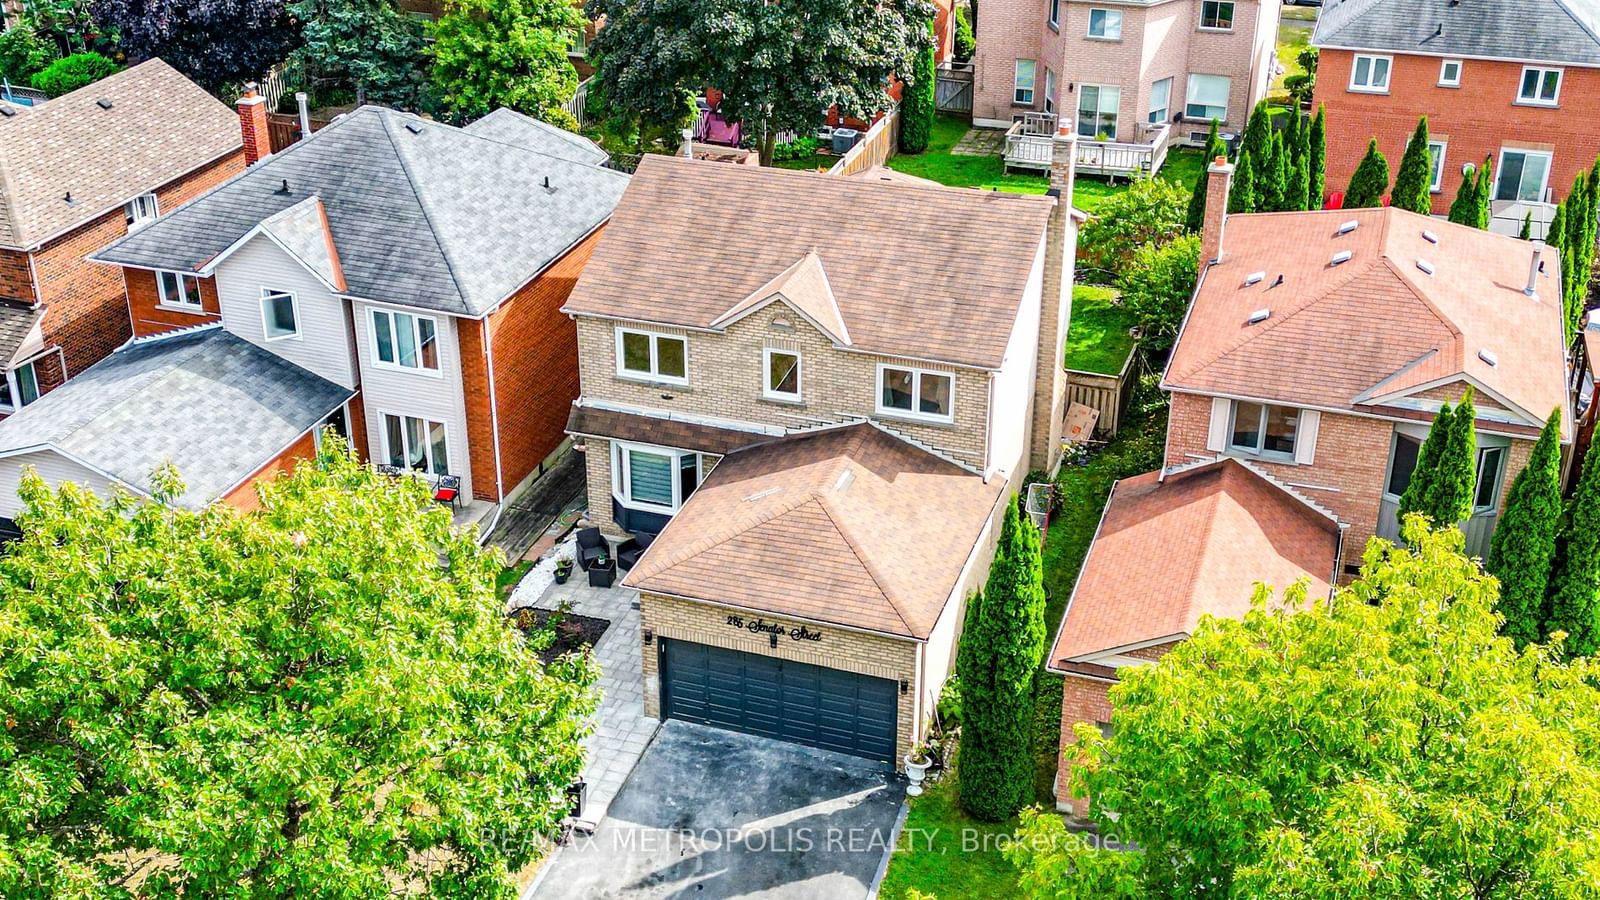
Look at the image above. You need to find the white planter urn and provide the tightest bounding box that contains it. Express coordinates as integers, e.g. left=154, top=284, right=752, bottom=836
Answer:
left=904, top=755, right=930, bottom=796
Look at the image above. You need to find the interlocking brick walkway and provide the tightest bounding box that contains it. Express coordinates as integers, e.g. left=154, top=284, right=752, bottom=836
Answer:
left=951, top=126, right=1005, bottom=156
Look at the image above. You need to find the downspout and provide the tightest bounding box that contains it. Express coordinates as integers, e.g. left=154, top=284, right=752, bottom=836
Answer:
left=913, top=641, right=925, bottom=749
left=482, top=318, right=506, bottom=539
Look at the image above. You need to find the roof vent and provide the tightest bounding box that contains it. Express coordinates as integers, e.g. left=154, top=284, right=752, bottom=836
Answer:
left=1422, top=229, right=1440, bottom=244
left=743, top=486, right=783, bottom=502
left=542, top=175, right=556, bottom=194
left=1244, top=271, right=1266, bottom=286
left=833, top=470, right=856, bottom=493
left=1330, top=250, right=1353, bottom=265
left=1416, top=258, right=1435, bottom=275
left=1337, top=219, right=1359, bottom=235
left=96, top=98, right=113, bottom=110
left=0, top=106, right=16, bottom=118
left=62, top=191, right=74, bottom=206
left=1247, top=308, right=1271, bottom=325
left=1269, top=273, right=1285, bottom=289
left=1478, top=349, right=1498, bottom=367
left=404, top=122, right=421, bottom=134
left=274, top=179, right=292, bottom=195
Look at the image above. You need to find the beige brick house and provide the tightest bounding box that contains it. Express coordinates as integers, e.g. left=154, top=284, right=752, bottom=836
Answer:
left=561, top=146, right=1084, bottom=767
left=972, top=0, right=1281, bottom=151
left=1047, top=160, right=1571, bottom=816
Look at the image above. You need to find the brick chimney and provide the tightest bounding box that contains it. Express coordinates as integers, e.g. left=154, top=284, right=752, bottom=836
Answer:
left=1199, top=156, right=1233, bottom=272
left=1028, top=120, right=1079, bottom=474
left=237, top=82, right=271, bottom=166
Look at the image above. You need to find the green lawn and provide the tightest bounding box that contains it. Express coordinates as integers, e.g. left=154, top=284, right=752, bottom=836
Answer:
left=1272, top=7, right=1316, bottom=101
left=1066, top=287, right=1136, bottom=376
left=880, top=382, right=1170, bottom=898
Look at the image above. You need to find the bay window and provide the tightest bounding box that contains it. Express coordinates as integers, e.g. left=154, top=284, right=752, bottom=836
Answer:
left=371, top=308, right=441, bottom=372
left=877, top=363, right=954, bottom=422
left=611, top=441, right=704, bottom=513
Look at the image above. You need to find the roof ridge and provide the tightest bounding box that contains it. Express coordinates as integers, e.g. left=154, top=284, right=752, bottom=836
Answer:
left=379, top=113, right=472, bottom=311
left=814, top=492, right=915, bottom=633
left=644, top=153, right=1055, bottom=206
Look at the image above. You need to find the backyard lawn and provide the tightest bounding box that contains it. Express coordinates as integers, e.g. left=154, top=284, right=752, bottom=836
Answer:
left=1066, top=286, right=1137, bottom=376
left=879, top=381, right=1169, bottom=899
left=1272, top=5, right=1317, bottom=102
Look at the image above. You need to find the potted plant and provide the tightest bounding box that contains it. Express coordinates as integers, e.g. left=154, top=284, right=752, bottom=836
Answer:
left=904, top=743, right=931, bottom=796
left=554, top=557, right=574, bottom=585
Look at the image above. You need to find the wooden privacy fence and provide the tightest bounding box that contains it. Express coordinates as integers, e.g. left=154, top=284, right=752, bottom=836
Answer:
left=936, top=62, right=974, bottom=115
left=827, top=105, right=899, bottom=177
left=1064, top=344, right=1140, bottom=438
left=267, top=112, right=331, bottom=154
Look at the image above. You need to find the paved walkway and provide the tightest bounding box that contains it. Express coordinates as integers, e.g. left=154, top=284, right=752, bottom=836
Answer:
left=951, top=126, right=1005, bottom=157
left=511, top=555, right=659, bottom=825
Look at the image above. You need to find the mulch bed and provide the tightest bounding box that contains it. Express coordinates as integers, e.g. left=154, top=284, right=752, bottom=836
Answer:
left=510, top=607, right=610, bottom=664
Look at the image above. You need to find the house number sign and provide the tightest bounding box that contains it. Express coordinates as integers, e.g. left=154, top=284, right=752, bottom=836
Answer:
left=725, top=614, right=824, bottom=643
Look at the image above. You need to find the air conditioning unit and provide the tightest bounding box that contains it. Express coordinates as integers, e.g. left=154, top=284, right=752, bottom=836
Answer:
left=832, top=128, right=861, bottom=154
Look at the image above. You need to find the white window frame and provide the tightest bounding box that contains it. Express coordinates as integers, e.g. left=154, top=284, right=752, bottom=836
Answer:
left=156, top=270, right=204, bottom=312
left=259, top=287, right=301, bottom=342
left=1226, top=401, right=1299, bottom=461
left=1149, top=77, right=1172, bottom=124
left=1077, top=83, right=1121, bottom=139
left=610, top=440, right=702, bottom=515
left=763, top=346, right=803, bottom=402
left=10, top=360, right=38, bottom=409
left=1014, top=59, right=1036, bottom=105
left=615, top=326, right=689, bottom=385
left=1438, top=59, right=1462, bottom=87
left=1087, top=7, right=1122, bottom=39
left=875, top=363, right=956, bottom=423
left=124, top=192, right=159, bottom=230
left=1199, top=0, right=1234, bottom=31
left=1473, top=444, right=1508, bottom=512
left=1496, top=147, right=1554, bottom=203
left=380, top=411, right=451, bottom=477
left=1044, top=69, right=1057, bottom=115
left=1517, top=65, right=1562, bottom=106
left=1349, top=54, right=1393, bottom=93
left=368, top=306, right=443, bottom=376
left=1048, top=0, right=1060, bottom=29
left=1184, top=73, right=1230, bottom=121
left=1428, top=139, right=1447, bottom=192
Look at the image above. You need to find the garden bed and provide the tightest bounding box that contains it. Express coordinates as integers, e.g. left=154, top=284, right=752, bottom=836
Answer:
left=510, top=607, right=610, bottom=664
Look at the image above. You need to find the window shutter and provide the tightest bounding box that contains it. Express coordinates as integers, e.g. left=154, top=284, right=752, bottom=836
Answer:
left=1206, top=397, right=1230, bottom=452
left=1294, top=409, right=1320, bottom=465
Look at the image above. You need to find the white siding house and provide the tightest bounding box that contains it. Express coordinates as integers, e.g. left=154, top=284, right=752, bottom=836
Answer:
left=214, top=236, right=358, bottom=390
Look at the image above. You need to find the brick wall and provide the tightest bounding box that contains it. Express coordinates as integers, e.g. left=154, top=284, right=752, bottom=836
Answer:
left=0, top=249, right=32, bottom=300
left=27, top=151, right=244, bottom=390
left=1314, top=50, right=1600, bottom=214
left=123, top=267, right=222, bottom=338
left=220, top=426, right=319, bottom=513
left=575, top=306, right=992, bottom=468
left=639, top=590, right=920, bottom=769
left=1055, top=641, right=1178, bottom=815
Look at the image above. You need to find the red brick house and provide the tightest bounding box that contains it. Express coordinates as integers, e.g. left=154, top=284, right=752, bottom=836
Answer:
left=0, top=59, right=244, bottom=415
left=1312, top=0, right=1600, bottom=230
left=1048, top=159, right=1572, bottom=815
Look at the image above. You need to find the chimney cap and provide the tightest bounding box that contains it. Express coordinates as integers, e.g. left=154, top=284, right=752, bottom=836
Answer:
left=242, top=81, right=259, bottom=97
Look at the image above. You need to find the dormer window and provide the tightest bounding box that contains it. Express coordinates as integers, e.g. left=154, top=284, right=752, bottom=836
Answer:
left=616, top=327, right=688, bottom=384
left=157, top=271, right=203, bottom=311
left=124, top=193, right=159, bottom=229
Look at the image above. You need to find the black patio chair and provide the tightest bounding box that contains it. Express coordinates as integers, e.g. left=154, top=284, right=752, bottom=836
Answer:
left=432, top=474, right=462, bottom=510
left=576, top=527, right=609, bottom=570
left=617, top=532, right=656, bottom=571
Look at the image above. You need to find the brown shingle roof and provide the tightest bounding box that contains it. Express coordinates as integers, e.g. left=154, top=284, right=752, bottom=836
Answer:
left=562, top=154, right=1056, bottom=369
left=0, top=59, right=242, bottom=250
left=624, top=423, right=1006, bottom=639
left=1049, top=459, right=1342, bottom=665
left=566, top=403, right=778, bottom=455
left=1166, top=207, right=1569, bottom=434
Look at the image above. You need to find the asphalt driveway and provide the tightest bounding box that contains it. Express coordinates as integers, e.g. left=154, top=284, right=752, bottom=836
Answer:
left=530, top=721, right=907, bottom=899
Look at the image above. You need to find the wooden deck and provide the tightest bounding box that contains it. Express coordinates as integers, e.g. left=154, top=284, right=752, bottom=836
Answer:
left=1003, top=116, right=1173, bottom=178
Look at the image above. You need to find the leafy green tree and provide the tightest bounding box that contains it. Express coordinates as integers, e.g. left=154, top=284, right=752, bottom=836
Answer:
left=0, top=438, right=597, bottom=897
left=1227, top=149, right=1256, bottom=214
left=953, top=4, right=974, bottom=61
left=587, top=0, right=934, bottom=165
left=1308, top=104, right=1326, bottom=208
left=1284, top=45, right=1317, bottom=108
left=1391, top=116, right=1434, bottom=214
left=1184, top=119, right=1223, bottom=232
left=1010, top=520, right=1600, bottom=898
left=290, top=0, right=430, bottom=109
left=29, top=50, right=118, bottom=96
left=1343, top=137, right=1389, bottom=208
left=431, top=0, right=585, bottom=126
left=898, top=19, right=936, bottom=154
left=1400, top=390, right=1477, bottom=530
left=0, top=25, right=58, bottom=84
left=1116, top=233, right=1200, bottom=351
left=1487, top=409, right=1563, bottom=647
left=1549, top=437, right=1600, bottom=657
left=1078, top=175, right=1187, bottom=282
left=956, top=496, right=1047, bottom=822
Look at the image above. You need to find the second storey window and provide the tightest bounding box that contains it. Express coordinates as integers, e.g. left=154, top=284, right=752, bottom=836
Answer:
left=1439, top=59, right=1462, bottom=87
left=1229, top=401, right=1298, bottom=459
left=383, top=413, right=449, bottom=475
left=878, top=364, right=954, bottom=422
left=764, top=348, right=801, bottom=401
left=1350, top=54, right=1392, bottom=93
left=124, top=193, right=158, bottom=230
left=1087, top=8, right=1121, bottom=39
left=157, top=271, right=203, bottom=310
left=260, top=288, right=299, bottom=340
left=371, top=308, right=440, bottom=372
left=1014, top=60, right=1036, bottom=105
left=1199, top=0, right=1234, bottom=30
left=3, top=360, right=39, bottom=410
left=1518, top=66, right=1562, bottom=105
left=617, top=327, right=687, bottom=383
left=1048, top=0, right=1060, bottom=29
left=1185, top=74, right=1230, bottom=120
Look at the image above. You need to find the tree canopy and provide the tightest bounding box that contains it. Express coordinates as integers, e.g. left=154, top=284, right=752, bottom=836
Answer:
left=289, top=0, right=430, bottom=110
left=0, top=439, right=597, bottom=898
left=585, top=0, right=934, bottom=165
left=1009, top=519, right=1600, bottom=898
left=92, top=0, right=301, bottom=91
left=430, top=0, right=585, bottom=127
left=1079, top=176, right=1187, bottom=283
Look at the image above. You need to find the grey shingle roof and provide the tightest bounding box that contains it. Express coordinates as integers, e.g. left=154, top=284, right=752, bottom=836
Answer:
left=0, top=300, right=41, bottom=365
left=0, top=325, right=352, bottom=508
left=0, top=59, right=241, bottom=250
left=1314, top=0, right=1600, bottom=65
left=463, top=108, right=610, bottom=166
left=94, top=106, right=629, bottom=317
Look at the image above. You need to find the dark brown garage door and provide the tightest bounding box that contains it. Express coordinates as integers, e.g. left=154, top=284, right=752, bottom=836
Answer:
left=660, top=639, right=898, bottom=764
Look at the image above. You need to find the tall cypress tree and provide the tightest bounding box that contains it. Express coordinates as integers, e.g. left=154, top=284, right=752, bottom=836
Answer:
left=1242, top=101, right=1271, bottom=174
left=1229, top=149, right=1257, bottom=213
left=1520, top=211, right=1534, bottom=240
left=1391, top=116, right=1434, bottom=215
left=1344, top=138, right=1390, bottom=208
left=1263, top=131, right=1288, bottom=212
left=1289, top=124, right=1311, bottom=211
left=1473, top=156, right=1494, bottom=229
left=1548, top=440, right=1600, bottom=658
left=1186, top=119, right=1224, bottom=232
left=1487, top=409, right=1563, bottom=647
left=897, top=18, right=937, bottom=153
left=956, top=496, right=1047, bottom=821
left=1399, top=391, right=1476, bottom=529
left=1448, top=167, right=1479, bottom=226
left=1308, top=104, right=1327, bottom=209
left=1398, top=400, right=1449, bottom=527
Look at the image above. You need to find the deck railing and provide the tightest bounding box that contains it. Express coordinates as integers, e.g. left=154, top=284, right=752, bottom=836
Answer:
left=1004, top=120, right=1172, bottom=178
